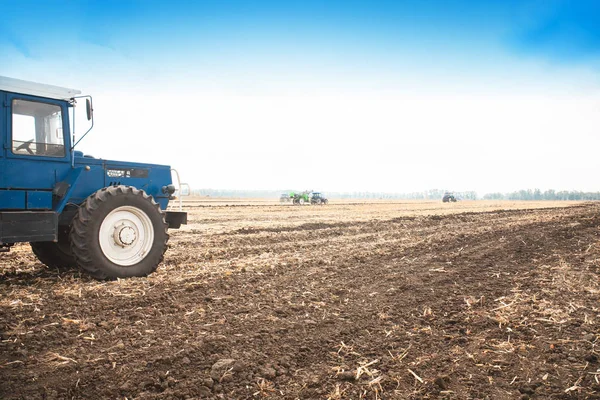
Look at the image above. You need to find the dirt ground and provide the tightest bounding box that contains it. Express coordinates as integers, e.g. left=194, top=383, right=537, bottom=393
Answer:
left=1, top=200, right=599, bottom=399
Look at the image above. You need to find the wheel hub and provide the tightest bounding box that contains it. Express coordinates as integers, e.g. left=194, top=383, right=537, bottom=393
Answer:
left=99, top=205, right=155, bottom=267
left=113, top=223, right=137, bottom=247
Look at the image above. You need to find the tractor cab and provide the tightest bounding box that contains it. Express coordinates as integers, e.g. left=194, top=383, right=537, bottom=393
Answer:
left=12, top=99, right=66, bottom=157
left=0, top=76, right=187, bottom=279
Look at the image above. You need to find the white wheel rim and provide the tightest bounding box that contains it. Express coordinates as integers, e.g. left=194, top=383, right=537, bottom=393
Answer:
left=99, top=206, right=154, bottom=266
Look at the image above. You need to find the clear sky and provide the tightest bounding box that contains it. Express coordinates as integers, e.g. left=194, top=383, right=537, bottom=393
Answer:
left=1, top=0, right=599, bottom=195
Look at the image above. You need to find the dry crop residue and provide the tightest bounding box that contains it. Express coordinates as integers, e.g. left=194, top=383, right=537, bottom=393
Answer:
left=1, top=201, right=599, bottom=399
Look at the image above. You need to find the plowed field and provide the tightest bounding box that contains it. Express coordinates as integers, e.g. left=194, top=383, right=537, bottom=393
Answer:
left=1, top=200, right=599, bottom=399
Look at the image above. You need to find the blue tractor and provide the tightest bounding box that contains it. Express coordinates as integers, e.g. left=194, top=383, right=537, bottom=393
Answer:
left=0, top=77, right=187, bottom=279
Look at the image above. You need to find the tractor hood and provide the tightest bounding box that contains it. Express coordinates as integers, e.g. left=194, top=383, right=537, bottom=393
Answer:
left=71, top=151, right=174, bottom=210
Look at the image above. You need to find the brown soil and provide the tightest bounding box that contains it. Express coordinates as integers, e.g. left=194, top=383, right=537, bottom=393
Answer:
left=1, top=201, right=599, bottom=399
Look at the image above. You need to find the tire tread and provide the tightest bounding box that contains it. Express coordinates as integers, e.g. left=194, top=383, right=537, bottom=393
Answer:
left=70, top=186, right=169, bottom=280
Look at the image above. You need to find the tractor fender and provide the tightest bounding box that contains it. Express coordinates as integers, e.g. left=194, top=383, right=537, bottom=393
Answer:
left=53, top=167, right=88, bottom=214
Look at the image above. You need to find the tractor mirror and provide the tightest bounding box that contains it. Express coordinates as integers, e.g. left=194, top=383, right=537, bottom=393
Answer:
left=86, top=98, right=93, bottom=121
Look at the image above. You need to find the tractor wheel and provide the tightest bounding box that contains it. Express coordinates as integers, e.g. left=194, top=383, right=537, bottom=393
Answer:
left=299, top=198, right=305, bottom=205
left=70, top=186, right=168, bottom=280
left=31, top=229, right=76, bottom=269
left=322, top=199, right=328, bottom=205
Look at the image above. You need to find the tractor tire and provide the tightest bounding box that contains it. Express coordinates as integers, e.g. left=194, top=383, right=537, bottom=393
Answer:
left=299, top=198, right=305, bottom=205
left=70, top=186, right=168, bottom=280
left=322, top=199, right=328, bottom=205
left=31, top=229, right=76, bottom=269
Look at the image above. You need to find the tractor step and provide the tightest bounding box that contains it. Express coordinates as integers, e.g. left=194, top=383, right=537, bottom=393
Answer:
left=0, top=211, right=58, bottom=243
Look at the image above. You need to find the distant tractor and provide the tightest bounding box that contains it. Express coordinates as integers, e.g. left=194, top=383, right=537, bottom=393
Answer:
left=442, top=192, right=458, bottom=203
left=310, top=192, right=328, bottom=205
left=280, top=193, right=292, bottom=203
left=287, top=190, right=329, bottom=205
left=0, top=76, right=187, bottom=280
left=292, top=191, right=311, bottom=205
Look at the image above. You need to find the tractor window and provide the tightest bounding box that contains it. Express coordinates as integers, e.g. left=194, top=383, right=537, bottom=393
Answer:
left=12, top=99, right=65, bottom=157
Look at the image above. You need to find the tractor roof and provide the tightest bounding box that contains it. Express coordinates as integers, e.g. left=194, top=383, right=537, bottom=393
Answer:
left=0, top=76, right=81, bottom=100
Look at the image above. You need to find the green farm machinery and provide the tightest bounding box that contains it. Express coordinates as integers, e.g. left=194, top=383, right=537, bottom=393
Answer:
left=291, top=191, right=311, bottom=205
left=286, top=191, right=329, bottom=205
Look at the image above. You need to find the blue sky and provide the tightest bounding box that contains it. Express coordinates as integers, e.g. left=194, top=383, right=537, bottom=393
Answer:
left=1, top=1, right=599, bottom=194
left=5, top=0, right=598, bottom=85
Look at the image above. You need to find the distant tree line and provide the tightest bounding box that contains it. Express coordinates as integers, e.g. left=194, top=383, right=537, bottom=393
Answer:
left=193, top=188, right=600, bottom=201
left=333, top=189, right=478, bottom=200
left=482, top=189, right=600, bottom=201
left=192, top=188, right=477, bottom=200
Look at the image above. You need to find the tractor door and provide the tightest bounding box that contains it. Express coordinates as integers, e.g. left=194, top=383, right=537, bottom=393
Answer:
left=2, top=93, right=72, bottom=211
